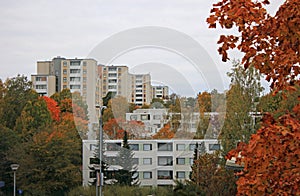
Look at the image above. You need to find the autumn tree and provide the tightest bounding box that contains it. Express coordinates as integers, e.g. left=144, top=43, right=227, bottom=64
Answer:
left=103, top=118, right=125, bottom=139
left=4, top=89, right=81, bottom=194
left=152, top=124, right=175, bottom=139
left=207, top=0, right=300, bottom=92
left=190, top=152, right=237, bottom=195
left=208, top=0, right=300, bottom=195
left=122, top=120, right=146, bottom=139
left=226, top=104, right=300, bottom=195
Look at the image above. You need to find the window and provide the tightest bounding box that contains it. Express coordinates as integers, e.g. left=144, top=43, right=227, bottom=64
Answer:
left=63, top=69, right=67, bottom=74
left=70, top=69, right=80, bottom=74
left=158, top=143, right=173, bottom=151
left=36, top=76, right=47, bottom=81
left=63, top=77, right=67, bottom=83
left=176, top=171, right=185, bottom=179
left=108, top=79, right=117, bottom=83
left=108, top=67, right=117, bottom=71
left=108, top=85, right=117, bottom=89
left=143, top=144, right=152, bottom=151
left=141, top=114, right=150, bottom=120
left=70, top=60, right=81, bottom=66
left=157, top=170, right=173, bottom=180
left=83, top=77, right=87, bottom=82
left=176, top=144, right=185, bottom=151
left=63, top=85, right=67, bottom=89
left=70, top=85, right=80, bottom=89
left=209, top=144, right=220, bottom=151
left=130, top=115, right=137, bottom=121
left=83, top=61, right=87, bottom=66
left=63, top=61, right=67, bottom=66
left=108, top=73, right=117, bottom=77
left=189, top=144, right=196, bottom=151
left=107, top=143, right=121, bottom=151
left=143, top=158, right=152, bottom=165
left=129, top=144, right=139, bottom=151
left=83, top=70, right=87, bottom=74
left=158, top=156, right=173, bottom=166
left=143, top=172, right=152, bottom=179
left=35, top=85, right=47, bottom=89
left=176, top=158, right=185, bottom=165
left=70, top=77, right=81, bottom=82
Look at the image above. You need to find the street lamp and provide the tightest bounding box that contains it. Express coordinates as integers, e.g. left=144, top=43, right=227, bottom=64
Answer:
left=10, top=164, right=19, bottom=196
left=95, top=105, right=106, bottom=196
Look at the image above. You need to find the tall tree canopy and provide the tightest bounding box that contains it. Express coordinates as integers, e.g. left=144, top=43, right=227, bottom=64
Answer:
left=208, top=0, right=300, bottom=195
left=207, top=0, right=300, bottom=91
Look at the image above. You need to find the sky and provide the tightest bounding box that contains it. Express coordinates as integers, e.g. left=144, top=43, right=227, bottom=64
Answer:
left=0, top=0, right=285, bottom=97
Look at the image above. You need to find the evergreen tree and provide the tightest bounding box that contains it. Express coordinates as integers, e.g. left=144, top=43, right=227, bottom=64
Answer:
left=115, top=131, right=139, bottom=186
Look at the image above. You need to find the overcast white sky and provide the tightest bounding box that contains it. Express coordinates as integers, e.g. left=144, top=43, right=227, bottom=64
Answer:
left=0, top=0, right=284, bottom=96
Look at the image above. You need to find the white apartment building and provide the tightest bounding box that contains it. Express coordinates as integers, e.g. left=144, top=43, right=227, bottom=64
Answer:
left=99, top=65, right=152, bottom=106
left=82, top=139, right=220, bottom=187
left=126, top=109, right=168, bottom=134
left=152, top=85, right=169, bottom=100
left=99, top=65, right=131, bottom=101
left=131, top=74, right=152, bottom=106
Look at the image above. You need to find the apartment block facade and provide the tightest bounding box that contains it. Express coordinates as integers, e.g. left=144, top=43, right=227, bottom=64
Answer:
left=99, top=65, right=131, bottom=101
left=126, top=109, right=168, bottom=134
left=131, top=74, right=152, bottom=106
left=82, top=139, right=220, bottom=187
left=152, top=85, right=169, bottom=100
left=99, top=65, right=152, bottom=106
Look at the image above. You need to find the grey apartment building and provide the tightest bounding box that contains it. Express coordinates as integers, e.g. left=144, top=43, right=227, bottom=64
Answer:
left=83, top=139, right=220, bottom=187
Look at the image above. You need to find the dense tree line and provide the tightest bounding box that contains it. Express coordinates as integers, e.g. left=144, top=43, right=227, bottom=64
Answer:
left=0, top=76, right=87, bottom=195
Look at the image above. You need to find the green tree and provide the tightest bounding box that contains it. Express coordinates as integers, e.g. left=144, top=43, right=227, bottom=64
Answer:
left=0, top=125, right=18, bottom=195
left=0, top=75, right=36, bottom=129
left=14, top=97, right=52, bottom=141
left=220, top=61, right=263, bottom=155
left=115, top=131, right=139, bottom=186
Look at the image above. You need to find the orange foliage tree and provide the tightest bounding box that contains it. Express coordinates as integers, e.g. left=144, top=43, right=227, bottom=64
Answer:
left=226, top=104, right=300, bottom=195
left=152, top=124, right=175, bottom=139
left=103, top=118, right=125, bottom=139
left=207, top=0, right=300, bottom=91
left=42, top=96, right=60, bottom=122
left=208, top=0, right=300, bottom=194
